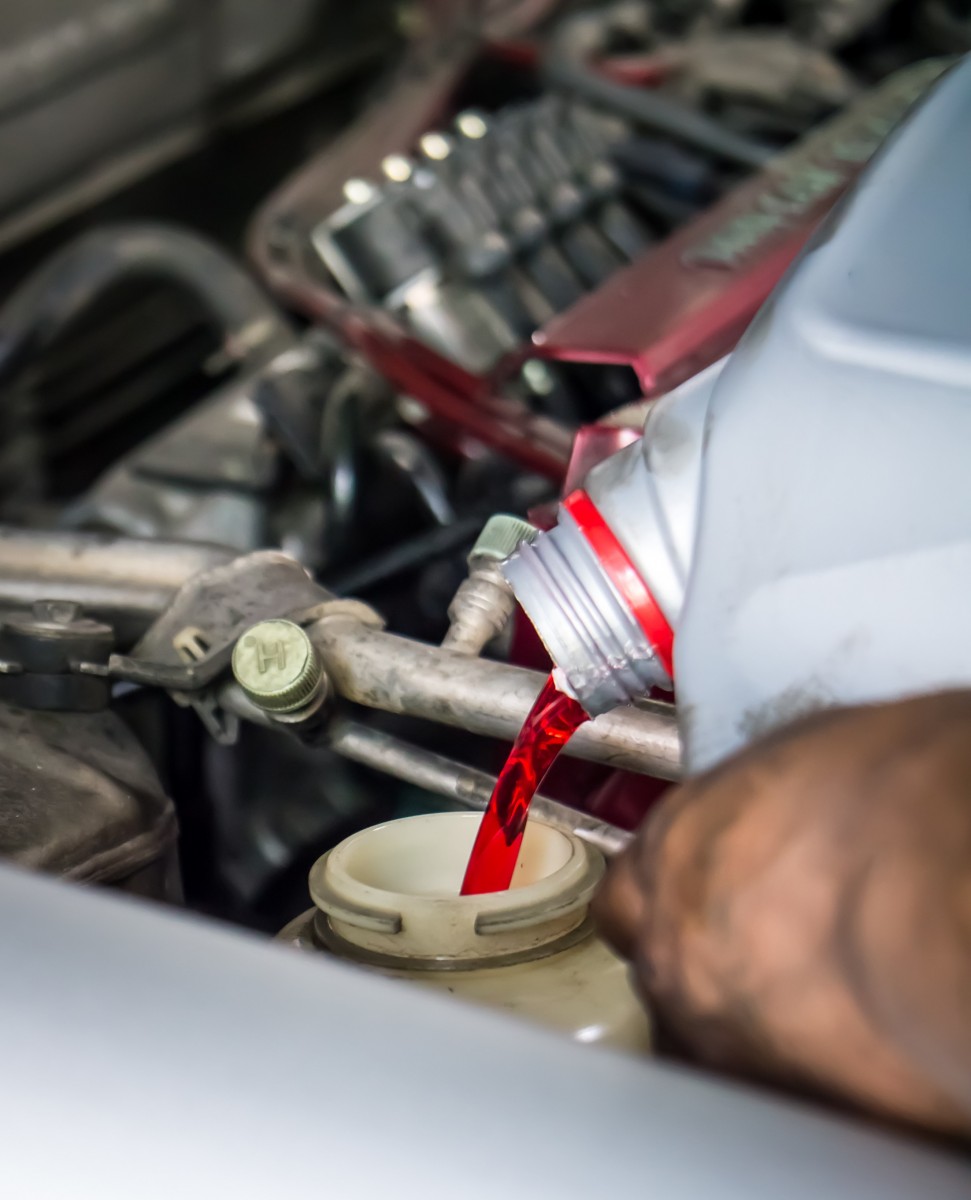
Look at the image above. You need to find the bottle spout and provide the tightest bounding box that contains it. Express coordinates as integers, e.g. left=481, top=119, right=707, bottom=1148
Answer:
left=502, top=490, right=672, bottom=718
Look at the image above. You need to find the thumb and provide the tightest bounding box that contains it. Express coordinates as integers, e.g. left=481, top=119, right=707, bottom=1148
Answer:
left=592, top=840, right=649, bottom=962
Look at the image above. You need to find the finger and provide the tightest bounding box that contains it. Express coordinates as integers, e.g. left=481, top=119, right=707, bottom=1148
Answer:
left=592, top=842, right=647, bottom=961
left=593, top=780, right=698, bottom=961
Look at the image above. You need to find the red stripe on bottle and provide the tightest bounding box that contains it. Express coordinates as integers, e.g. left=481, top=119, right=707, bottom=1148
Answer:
left=562, top=489, right=675, bottom=680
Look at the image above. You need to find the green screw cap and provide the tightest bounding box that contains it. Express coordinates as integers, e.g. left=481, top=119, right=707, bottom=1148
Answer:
left=468, top=515, right=539, bottom=569
left=231, top=619, right=323, bottom=715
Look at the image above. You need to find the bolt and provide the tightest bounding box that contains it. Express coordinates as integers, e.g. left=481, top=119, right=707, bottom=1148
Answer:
left=521, top=360, right=555, bottom=397
left=456, top=111, right=489, bottom=140
left=382, top=154, right=413, bottom=183
left=32, top=600, right=81, bottom=626
left=343, top=178, right=376, bottom=206
left=231, top=619, right=325, bottom=719
left=419, top=132, right=452, bottom=162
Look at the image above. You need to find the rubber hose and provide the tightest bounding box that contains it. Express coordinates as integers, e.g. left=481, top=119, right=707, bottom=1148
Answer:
left=545, top=53, right=773, bottom=170
left=324, top=516, right=485, bottom=596
left=319, top=367, right=366, bottom=563
left=0, top=222, right=294, bottom=390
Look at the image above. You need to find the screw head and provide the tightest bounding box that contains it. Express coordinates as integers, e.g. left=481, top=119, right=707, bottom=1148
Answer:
left=231, top=620, right=323, bottom=715
left=342, top=178, right=375, bottom=206
left=381, top=154, right=413, bottom=183
left=456, top=111, right=489, bottom=140
left=419, top=132, right=452, bottom=161
left=31, top=600, right=81, bottom=626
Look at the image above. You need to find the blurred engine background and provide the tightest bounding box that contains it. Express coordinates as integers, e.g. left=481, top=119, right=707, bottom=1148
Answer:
left=0, top=0, right=963, bottom=930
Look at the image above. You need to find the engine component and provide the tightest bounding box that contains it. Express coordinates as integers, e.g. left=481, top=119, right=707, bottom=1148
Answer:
left=70, top=368, right=284, bottom=550
left=254, top=29, right=948, bottom=484
left=0, top=223, right=293, bottom=393
left=281, top=811, right=651, bottom=1050
left=442, top=514, right=538, bottom=655
left=0, top=223, right=296, bottom=531
left=0, top=0, right=394, bottom=249
left=326, top=718, right=632, bottom=856
left=0, top=703, right=177, bottom=895
left=0, top=601, right=114, bottom=713
left=0, top=526, right=234, bottom=647
left=544, top=11, right=774, bottom=169
left=114, top=550, right=334, bottom=691
left=25, top=537, right=678, bottom=777
left=312, top=97, right=654, bottom=378
left=529, top=56, right=951, bottom=397
left=656, top=31, right=859, bottom=127
left=231, top=618, right=327, bottom=722
left=305, top=615, right=681, bottom=778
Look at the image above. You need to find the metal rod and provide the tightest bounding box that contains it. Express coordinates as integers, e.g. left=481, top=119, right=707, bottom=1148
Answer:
left=311, top=617, right=682, bottom=779
left=0, top=527, right=234, bottom=646
left=328, top=717, right=633, bottom=856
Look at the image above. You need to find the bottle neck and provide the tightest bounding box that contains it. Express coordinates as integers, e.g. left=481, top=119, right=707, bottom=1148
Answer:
left=503, top=490, right=673, bottom=718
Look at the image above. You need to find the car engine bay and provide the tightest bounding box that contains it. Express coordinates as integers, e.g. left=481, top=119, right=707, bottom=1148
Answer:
left=0, top=3, right=969, bottom=1194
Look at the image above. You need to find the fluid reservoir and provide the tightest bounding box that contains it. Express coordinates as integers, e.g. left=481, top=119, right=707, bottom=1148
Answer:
left=280, top=812, right=650, bottom=1052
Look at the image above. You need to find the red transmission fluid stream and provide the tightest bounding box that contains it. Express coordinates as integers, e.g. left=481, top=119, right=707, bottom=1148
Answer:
left=461, top=674, right=589, bottom=895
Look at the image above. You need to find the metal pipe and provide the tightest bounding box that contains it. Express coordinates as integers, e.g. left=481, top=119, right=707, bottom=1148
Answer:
left=311, top=616, right=682, bottom=779
left=442, top=564, right=518, bottom=656
left=0, top=527, right=234, bottom=646
left=328, top=717, right=633, bottom=856
left=544, top=11, right=773, bottom=171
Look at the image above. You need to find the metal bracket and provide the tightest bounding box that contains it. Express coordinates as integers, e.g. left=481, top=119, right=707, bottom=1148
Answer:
left=109, top=550, right=382, bottom=699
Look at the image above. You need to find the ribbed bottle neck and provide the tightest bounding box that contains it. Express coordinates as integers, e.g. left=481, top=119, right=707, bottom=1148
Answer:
left=503, top=503, right=671, bottom=718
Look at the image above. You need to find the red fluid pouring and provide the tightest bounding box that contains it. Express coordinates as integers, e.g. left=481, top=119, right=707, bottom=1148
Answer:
left=460, top=674, right=589, bottom=895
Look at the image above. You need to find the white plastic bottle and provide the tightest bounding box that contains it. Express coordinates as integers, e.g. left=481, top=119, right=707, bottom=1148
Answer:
left=505, top=56, right=971, bottom=773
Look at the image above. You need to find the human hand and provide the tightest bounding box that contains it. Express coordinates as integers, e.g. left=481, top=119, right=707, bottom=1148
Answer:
left=595, top=693, right=971, bottom=1137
